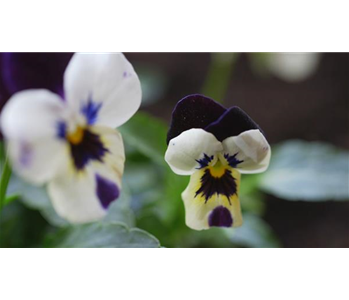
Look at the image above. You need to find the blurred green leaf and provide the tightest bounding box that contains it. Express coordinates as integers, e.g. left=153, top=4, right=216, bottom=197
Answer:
left=0, top=154, right=12, bottom=211
left=119, top=111, right=168, bottom=166
left=224, top=214, right=281, bottom=248
left=102, top=184, right=135, bottom=228
left=0, top=201, right=51, bottom=247
left=48, top=222, right=160, bottom=248
left=7, top=175, right=69, bottom=227
left=260, top=140, right=349, bottom=201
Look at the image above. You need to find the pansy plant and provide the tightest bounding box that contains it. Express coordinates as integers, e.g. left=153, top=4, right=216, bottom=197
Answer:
left=165, top=94, right=271, bottom=230
left=0, top=53, right=141, bottom=223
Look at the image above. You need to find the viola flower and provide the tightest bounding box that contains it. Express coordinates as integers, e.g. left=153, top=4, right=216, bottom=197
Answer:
left=0, top=53, right=141, bottom=223
left=165, top=94, right=271, bottom=230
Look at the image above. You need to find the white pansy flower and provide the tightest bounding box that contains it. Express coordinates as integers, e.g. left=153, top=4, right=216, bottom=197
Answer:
left=0, top=53, right=141, bottom=223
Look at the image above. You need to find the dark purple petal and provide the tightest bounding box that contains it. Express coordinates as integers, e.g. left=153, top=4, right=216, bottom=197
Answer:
left=166, top=94, right=226, bottom=144
left=0, top=55, right=10, bottom=110
left=205, top=106, right=262, bottom=142
left=95, top=174, right=120, bottom=209
left=1, top=53, right=73, bottom=98
left=208, top=206, right=233, bottom=227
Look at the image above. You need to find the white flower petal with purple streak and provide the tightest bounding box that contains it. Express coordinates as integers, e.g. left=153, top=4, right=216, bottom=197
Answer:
left=63, top=53, right=142, bottom=128
left=47, top=127, right=125, bottom=223
left=0, top=89, right=69, bottom=184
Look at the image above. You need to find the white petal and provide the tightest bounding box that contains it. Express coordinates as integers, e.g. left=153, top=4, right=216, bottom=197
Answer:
left=48, top=127, right=125, bottom=224
left=64, top=53, right=141, bottom=128
left=267, top=53, right=321, bottom=82
left=165, top=129, right=223, bottom=176
left=222, top=129, right=271, bottom=174
left=0, top=90, right=69, bottom=184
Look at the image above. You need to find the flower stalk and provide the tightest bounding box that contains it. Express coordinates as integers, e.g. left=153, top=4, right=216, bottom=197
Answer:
left=0, top=153, right=12, bottom=213
left=201, top=53, right=238, bottom=104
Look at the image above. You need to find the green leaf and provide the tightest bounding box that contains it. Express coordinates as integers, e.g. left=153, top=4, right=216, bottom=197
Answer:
left=0, top=154, right=12, bottom=211
left=102, top=184, right=135, bottom=228
left=260, top=140, right=349, bottom=201
left=119, top=111, right=168, bottom=166
left=224, top=214, right=281, bottom=248
left=7, top=175, right=69, bottom=227
left=49, top=222, right=160, bottom=248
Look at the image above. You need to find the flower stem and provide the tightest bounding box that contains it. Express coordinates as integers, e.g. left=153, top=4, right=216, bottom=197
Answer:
left=201, top=53, right=238, bottom=104
left=0, top=153, right=12, bottom=213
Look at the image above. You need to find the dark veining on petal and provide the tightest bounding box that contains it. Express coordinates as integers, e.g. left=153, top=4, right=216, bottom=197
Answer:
left=208, top=206, right=233, bottom=227
left=70, top=129, right=108, bottom=170
left=196, top=153, right=214, bottom=169
left=195, top=169, right=237, bottom=204
left=224, top=153, right=244, bottom=168
left=95, top=174, right=120, bottom=209
left=81, top=97, right=103, bottom=125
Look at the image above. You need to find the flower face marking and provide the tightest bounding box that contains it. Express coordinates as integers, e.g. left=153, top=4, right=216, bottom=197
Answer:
left=165, top=94, right=271, bottom=230
left=69, top=128, right=108, bottom=171
left=195, top=154, right=240, bottom=204
left=1, top=53, right=142, bottom=224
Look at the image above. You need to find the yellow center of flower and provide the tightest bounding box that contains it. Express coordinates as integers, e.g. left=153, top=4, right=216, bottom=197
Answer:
left=208, top=160, right=226, bottom=178
left=68, top=126, right=85, bottom=145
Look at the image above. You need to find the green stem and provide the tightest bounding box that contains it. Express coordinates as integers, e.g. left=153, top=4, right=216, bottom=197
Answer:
left=0, top=153, right=12, bottom=213
left=201, top=53, right=238, bottom=104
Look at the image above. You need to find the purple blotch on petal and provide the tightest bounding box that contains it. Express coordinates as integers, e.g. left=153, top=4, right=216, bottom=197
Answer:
left=56, top=121, right=66, bottom=139
left=208, top=206, right=233, bottom=227
left=205, top=106, right=262, bottom=142
left=95, top=174, right=120, bottom=209
left=166, top=94, right=226, bottom=144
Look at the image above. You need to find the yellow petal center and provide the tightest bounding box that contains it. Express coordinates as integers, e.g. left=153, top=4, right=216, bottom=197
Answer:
left=68, top=126, right=85, bottom=145
left=208, top=160, right=226, bottom=178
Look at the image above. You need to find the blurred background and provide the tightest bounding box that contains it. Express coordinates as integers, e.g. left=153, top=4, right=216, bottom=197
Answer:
left=0, top=53, right=348, bottom=248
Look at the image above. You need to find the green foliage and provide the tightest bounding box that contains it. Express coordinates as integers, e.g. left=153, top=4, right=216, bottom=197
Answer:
left=0, top=154, right=12, bottom=212
left=224, top=214, right=281, bottom=248
left=47, top=222, right=160, bottom=248
left=260, top=140, right=349, bottom=201
left=119, top=111, right=168, bottom=166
